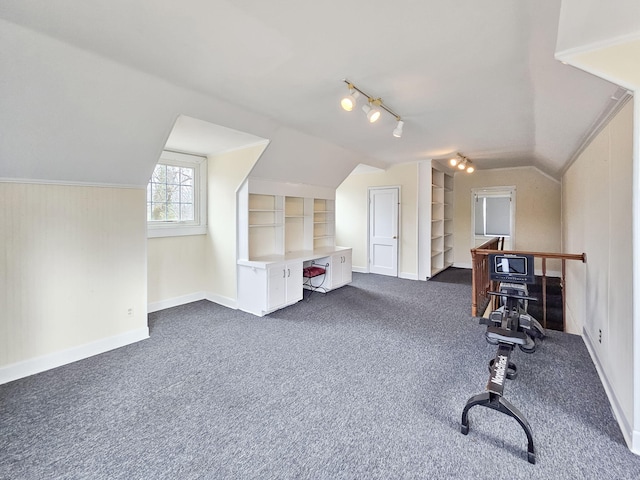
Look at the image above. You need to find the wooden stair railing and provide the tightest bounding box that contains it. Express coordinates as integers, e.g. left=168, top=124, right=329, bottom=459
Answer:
left=471, top=239, right=586, bottom=331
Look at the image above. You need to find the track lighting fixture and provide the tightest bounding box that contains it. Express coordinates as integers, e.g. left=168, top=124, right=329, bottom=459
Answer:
left=340, top=85, right=360, bottom=112
left=393, top=120, right=404, bottom=138
left=363, top=99, right=381, bottom=123
left=341, top=79, right=402, bottom=136
left=449, top=153, right=475, bottom=173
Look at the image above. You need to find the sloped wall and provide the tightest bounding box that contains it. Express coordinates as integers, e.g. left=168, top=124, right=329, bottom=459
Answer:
left=0, top=19, right=368, bottom=382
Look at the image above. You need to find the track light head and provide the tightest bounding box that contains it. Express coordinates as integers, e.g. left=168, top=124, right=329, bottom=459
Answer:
left=367, top=106, right=381, bottom=123
left=340, top=87, right=360, bottom=111
left=362, top=102, right=380, bottom=122
left=466, top=164, right=475, bottom=173
left=457, top=159, right=467, bottom=170
left=393, top=120, right=404, bottom=138
left=449, top=157, right=458, bottom=167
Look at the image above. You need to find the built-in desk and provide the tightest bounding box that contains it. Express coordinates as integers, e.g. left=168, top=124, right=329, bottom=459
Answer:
left=237, top=246, right=352, bottom=316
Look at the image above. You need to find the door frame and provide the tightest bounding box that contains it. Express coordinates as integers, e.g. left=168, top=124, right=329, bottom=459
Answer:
left=367, top=186, right=401, bottom=276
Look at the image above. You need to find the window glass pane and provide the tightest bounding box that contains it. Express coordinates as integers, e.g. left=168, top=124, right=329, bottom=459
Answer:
left=180, top=167, right=194, bottom=186
left=151, top=203, right=166, bottom=221
left=167, top=203, right=180, bottom=221
left=180, top=185, right=193, bottom=203
left=166, top=166, right=180, bottom=185
left=165, top=184, right=178, bottom=202
left=485, top=197, right=511, bottom=235
left=181, top=204, right=194, bottom=221
left=152, top=164, right=166, bottom=183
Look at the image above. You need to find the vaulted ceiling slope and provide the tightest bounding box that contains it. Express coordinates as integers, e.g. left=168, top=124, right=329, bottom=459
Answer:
left=0, top=0, right=620, bottom=183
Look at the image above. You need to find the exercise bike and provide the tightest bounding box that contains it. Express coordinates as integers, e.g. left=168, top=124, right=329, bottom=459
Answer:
left=461, top=254, right=545, bottom=464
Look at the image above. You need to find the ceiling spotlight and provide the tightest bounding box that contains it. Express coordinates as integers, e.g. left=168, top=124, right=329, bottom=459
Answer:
left=363, top=100, right=381, bottom=123
left=466, top=164, right=475, bottom=173
left=457, top=159, right=467, bottom=170
left=393, top=120, right=404, bottom=138
left=449, top=157, right=458, bottom=167
left=340, top=86, right=360, bottom=111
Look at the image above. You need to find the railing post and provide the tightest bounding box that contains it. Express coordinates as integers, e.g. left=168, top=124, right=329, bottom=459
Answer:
left=542, top=258, right=547, bottom=329
left=561, top=259, right=566, bottom=331
left=471, top=248, right=478, bottom=317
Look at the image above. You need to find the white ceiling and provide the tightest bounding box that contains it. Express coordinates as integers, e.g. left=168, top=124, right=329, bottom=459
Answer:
left=164, top=115, right=268, bottom=157
left=0, top=0, right=622, bottom=177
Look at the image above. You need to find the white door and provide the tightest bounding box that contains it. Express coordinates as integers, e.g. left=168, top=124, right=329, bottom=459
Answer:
left=369, top=187, right=399, bottom=276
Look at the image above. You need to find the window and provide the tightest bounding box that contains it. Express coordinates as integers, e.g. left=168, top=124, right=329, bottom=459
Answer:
left=472, top=187, right=515, bottom=248
left=147, top=151, right=207, bottom=237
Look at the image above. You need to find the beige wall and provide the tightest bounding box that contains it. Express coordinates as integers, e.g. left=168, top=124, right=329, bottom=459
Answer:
left=563, top=100, right=634, bottom=423
left=203, top=145, right=266, bottom=303
left=147, top=235, right=206, bottom=306
left=0, top=182, right=148, bottom=378
left=453, top=167, right=562, bottom=270
left=336, top=163, right=419, bottom=278
left=147, top=144, right=265, bottom=309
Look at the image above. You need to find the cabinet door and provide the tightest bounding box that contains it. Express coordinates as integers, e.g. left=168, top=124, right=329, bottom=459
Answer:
left=341, top=250, right=352, bottom=285
left=329, top=253, right=343, bottom=288
left=329, top=251, right=352, bottom=289
left=267, top=265, right=286, bottom=310
left=285, top=261, right=303, bottom=304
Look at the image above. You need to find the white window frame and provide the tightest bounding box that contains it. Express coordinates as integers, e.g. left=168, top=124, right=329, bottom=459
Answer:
left=471, top=186, right=516, bottom=249
left=147, top=151, right=207, bottom=238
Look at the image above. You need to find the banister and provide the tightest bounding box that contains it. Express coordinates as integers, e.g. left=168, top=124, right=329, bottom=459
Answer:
left=471, top=238, right=586, bottom=331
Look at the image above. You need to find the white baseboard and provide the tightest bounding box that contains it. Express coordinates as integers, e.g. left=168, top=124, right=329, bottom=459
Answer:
left=399, top=272, right=419, bottom=281
left=0, top=327, right=149, bottom=385
left=205, top=292, right=237, bottom=310
left=148, top=291, right=238, bottom=313
left=352, top=266, right=368, bottom=274
left=582, top=329, right=635, bottom=452
left=148, top=292, right=206, bottom=313
left=633, top=430, right=640, bottom=456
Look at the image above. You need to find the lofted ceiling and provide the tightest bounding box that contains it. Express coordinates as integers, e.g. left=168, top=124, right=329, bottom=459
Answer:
left=0, top=0, right=622, bottom=178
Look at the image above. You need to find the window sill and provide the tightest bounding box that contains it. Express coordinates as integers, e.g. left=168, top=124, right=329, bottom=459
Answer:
left=147, top=225, right=207, bottom=238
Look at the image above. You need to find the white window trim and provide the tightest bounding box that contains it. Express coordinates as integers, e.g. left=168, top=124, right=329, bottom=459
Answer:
left=471, top=186, right=516, bottom=247
left=147, top=151, right=207, bottom=238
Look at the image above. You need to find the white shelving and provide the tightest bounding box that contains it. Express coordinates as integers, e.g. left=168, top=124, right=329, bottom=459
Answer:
left=429, top=167, right=454, bottom=277
left=313, top=198, right=335, bottom=249
left=237, top=181, right=352, bottom=316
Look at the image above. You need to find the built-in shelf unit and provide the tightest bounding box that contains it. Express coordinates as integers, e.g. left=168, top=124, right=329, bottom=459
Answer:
left=313, top=198, right=335, bottom=249
left=420, top=163, right=454, bottom=279
left=237, top=178, right=352, bottom=316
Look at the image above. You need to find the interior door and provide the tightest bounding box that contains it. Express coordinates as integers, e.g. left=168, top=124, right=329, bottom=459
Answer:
left=369, top=187, right=399, bottom=276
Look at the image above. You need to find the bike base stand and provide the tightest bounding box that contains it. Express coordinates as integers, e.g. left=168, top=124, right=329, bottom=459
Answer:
left=461, top=343, right=536, bottom=464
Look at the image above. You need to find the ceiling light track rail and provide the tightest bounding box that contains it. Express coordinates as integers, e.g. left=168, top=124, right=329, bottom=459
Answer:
left=341, top=79, right=404, bottom=137
left=342, top=79, right=401, bottom=121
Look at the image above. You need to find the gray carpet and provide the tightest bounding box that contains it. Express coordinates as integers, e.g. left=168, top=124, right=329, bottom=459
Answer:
left=1, top=273, right=639, bottom=479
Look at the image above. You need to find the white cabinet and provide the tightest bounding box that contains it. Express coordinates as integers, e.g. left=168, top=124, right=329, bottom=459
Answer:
left=267, top=262, right=303, bottom=310
left=238, top=261, right=303, bottom=316
left=329, top=250, right=352, bottom=289
left=237, top=179, right=351, bottom=316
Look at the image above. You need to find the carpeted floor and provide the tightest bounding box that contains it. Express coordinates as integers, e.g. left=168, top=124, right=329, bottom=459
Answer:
left=1, top=273, right=639, bottom=479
